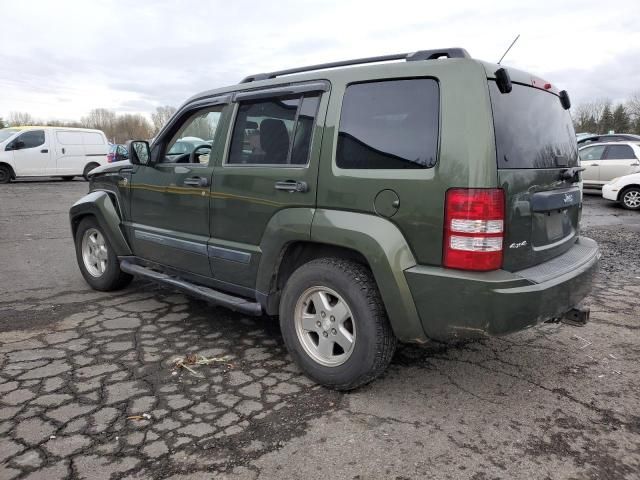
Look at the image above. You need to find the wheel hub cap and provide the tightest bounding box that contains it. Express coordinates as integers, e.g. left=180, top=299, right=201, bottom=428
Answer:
left=81, top=228, right=108, bottom=277
left=624, top=191, right=640, bottom=208
left=294, top=286, right=356, bottom=367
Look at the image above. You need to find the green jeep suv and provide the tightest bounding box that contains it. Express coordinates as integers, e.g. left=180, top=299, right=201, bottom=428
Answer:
left=70, top=48, right=599, bottom=390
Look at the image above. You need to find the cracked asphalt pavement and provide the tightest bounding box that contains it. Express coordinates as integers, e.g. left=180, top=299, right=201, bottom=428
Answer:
left=1, top=180, right=639, bottom=479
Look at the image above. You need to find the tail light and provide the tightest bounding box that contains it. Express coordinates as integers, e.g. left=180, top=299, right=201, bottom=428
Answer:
left=443, top=188, right=505, bottom=271
left=107, top=152, right=115, bottom=163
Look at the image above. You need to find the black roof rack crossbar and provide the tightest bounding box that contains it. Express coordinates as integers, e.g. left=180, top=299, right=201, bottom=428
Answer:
left=240, top=48, right=470, bottom=83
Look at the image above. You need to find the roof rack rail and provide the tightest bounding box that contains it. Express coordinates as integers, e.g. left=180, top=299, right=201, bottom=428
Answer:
left=240, top=48, right=470, bottom=83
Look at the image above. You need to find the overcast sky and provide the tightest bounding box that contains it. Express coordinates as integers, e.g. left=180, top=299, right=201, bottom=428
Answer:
left=1, top=0, right=639, bottom=121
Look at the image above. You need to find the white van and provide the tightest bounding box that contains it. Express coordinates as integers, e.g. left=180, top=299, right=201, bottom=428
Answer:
left=0, top=126, right=109, bottom=183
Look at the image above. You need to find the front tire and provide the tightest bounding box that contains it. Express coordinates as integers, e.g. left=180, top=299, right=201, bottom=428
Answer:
left=279, top=258, right=396, bottom=390
left=620, top=187, right=640, bottom=210
left=0, top=165, right=12, bottom=184
left=74, top=217, right=132, bottom=291
left=83, top=163, right=99, bottom=181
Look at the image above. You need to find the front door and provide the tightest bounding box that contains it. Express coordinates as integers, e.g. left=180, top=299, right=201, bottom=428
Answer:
left=210, top=86, right=328, bottom=289
left=9, top=129, right=51, bottom=176
left=599, top=144, right=640, bottom=183
left=128, top=104, right=226, bottom=277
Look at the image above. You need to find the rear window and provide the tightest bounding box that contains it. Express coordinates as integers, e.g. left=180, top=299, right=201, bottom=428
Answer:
left=337, top=79, right=439, bottom=169
left=489, top=82, right=578, bottom=169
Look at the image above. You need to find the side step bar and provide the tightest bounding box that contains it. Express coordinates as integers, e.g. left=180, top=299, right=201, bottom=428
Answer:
left=120, top=261, right=262, bottom=316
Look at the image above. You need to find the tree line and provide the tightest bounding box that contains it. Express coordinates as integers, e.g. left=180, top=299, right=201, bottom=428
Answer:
left=3, top=92, right=640, bottom=142
left=0, top=106, right=177, bottom=144
left=571, top=92, right=640, bottom=134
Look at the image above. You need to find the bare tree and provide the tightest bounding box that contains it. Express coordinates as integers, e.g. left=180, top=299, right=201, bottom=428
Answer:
left=8, top=111, right=36, bottom=126
left=112, top=114, right=153, bottom=144
left=81, top=108, right=117, bottom=139
left=626, top=91, right=640, bottom=120
left=151, top=106, right=177, bottom=134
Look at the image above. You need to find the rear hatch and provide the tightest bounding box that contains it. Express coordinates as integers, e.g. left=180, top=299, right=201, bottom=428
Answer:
left=488, top=76, right=581, bottom=271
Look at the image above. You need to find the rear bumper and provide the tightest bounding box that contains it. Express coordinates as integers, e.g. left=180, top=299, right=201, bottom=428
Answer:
left=602, top=183, right=618, bottom=201
left=404, top=236, right=600, bottom=341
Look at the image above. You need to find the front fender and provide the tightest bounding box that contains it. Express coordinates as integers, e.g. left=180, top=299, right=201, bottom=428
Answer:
left=310, top=209, right=427, bottom=343
left=69, top=190, right=132, bottom=256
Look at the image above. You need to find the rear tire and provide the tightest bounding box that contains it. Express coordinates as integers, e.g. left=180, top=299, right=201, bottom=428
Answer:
left=0, top=165, right=12, bottom=184
left=61, top=176, right=74, bottom=181
left=620, top=187, right=640, bottom=210
left=279, top=258, right=396, bottom=390
left=83, top=163, right=99, bottom=181
left=74, top=217, right=132, bottom=291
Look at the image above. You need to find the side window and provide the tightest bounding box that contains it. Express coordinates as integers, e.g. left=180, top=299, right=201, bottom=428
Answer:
left=604, top=145, right=634, bottom=160
left=337, top=79, right=439, bottom=169
left=228, top=94, right=319, bottom=165
left=14, top=130, right=45, bottom=150
left=117, top=145, right=129, bottom=158
left=580, top=145, right=605, bottom=161
left=163, top=107, right=223, bottom=164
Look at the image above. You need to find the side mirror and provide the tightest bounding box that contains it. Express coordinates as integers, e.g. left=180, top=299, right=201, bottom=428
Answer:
left=127, top=140, right=150, bottom=165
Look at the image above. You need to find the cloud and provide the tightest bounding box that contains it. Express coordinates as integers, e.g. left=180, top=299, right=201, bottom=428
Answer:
left=1, top=0, right=639, bottom=121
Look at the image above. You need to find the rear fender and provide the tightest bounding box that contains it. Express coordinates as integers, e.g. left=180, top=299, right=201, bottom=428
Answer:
left=310, top=209, right=426, bottom=343
left=69, top=190, right=132, bottom=256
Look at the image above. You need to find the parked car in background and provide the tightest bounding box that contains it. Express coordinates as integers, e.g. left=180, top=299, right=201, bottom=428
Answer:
left=107, top=144, right=129, bottom=163
left=69, top=47, right=598, bottom=390
left=579, top=142, right=640, bottom=189
left=602, top=173, right=640, bottom=210
left=0, top=126, right=109, bottom=183
left=577, top=133, right=640, bottom=146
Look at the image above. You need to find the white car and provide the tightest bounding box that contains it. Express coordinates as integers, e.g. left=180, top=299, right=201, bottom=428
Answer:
left=602, top=173, right=640, bottom=210
left=0, top=126, right=109, bottom=183
left=579, top=141, right=640, bottom=189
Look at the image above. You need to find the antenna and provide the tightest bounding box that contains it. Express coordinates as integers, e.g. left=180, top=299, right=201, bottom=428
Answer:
left=497, top=34, right=520, bottom=65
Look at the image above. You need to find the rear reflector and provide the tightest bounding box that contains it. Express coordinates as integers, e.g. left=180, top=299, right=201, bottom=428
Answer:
left=443, top=188, right=505, bottom=271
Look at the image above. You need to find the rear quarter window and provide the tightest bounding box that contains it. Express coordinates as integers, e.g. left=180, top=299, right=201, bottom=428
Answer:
left=83, top=132, right=105, bottom=145
left=336, top=79, right=439, bottom=169
left=56, top=131, right=84, bottom=145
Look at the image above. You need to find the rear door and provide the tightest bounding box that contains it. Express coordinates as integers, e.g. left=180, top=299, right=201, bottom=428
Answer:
left=210, top=83, right=328, bottom=289
left=600, top=144, right=640, bottom=182
left=55, top=130, right=86, bottom=174
left=489, top=81, right=582, bottom=271
left=579, top=144, right=605, bottom=186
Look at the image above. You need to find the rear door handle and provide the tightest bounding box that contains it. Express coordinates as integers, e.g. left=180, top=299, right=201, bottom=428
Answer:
left=41, top=149, right=48, bottom=153
left=183, top=176, right=209, bottom=187
left=630, top=162, right=640, bottom=167
left=275, top=180, right=308, bottom=192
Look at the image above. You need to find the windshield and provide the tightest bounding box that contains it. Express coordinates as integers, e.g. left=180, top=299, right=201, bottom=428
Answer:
left=489, top=82, right=578, bottom=169
left=0, top=128, right=19, bottom=143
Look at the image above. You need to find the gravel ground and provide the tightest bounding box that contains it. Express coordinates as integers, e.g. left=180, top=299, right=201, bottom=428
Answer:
left=0, top=181, right=639, bottom=480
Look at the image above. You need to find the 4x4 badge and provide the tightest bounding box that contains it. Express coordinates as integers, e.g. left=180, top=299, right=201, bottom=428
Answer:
left=509, top=240, right=527, bottom=249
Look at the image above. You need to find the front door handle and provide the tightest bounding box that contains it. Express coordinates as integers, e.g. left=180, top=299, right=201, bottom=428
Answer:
left=41, top=149, right=48, bottom=153
left=590, top=163, right=599, bottom=166
left=275, top=180, right=308, bottom=193
left=630, top=162, right=640, bottom=167
left=62, top=148, right=65, bottom=154
left=183, top=176, right=209, bottom=187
